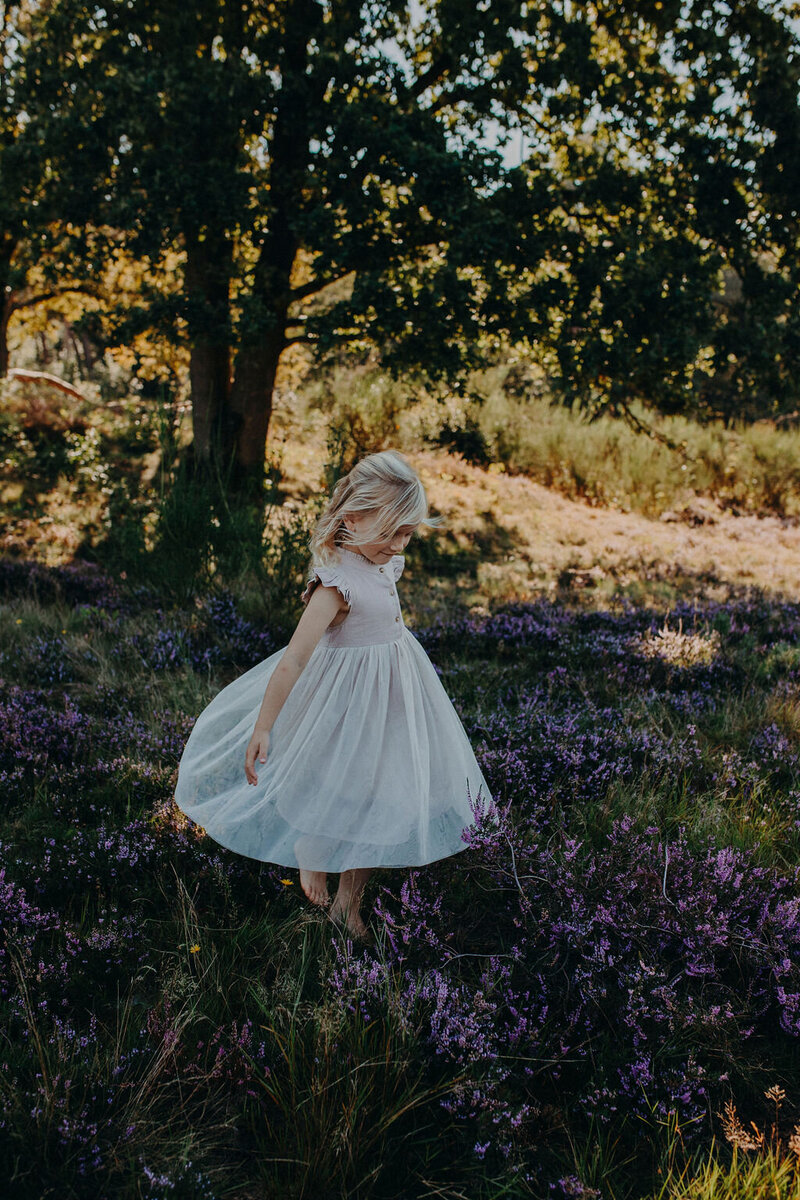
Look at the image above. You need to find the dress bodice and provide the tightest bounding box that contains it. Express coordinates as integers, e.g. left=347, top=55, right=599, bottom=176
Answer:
left=301, top=547, right=406, bottom=648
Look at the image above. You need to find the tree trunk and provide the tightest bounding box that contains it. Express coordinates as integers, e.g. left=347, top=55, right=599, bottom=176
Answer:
left=227, top=322, right=286, bottom=499
left=226, top=216, right=297, bottom=496
left=0, top=245, right=14, bottom=378
left=224, top=0, right=322, bottom=497
left=184, top=233, right=233, bottom=466
left=0, top=298, right=10, bottom=378
left=190, top=335, right=232, bottom=466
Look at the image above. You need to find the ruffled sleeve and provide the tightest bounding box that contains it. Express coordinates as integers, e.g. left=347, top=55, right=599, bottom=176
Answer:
left=391, top=555, right=405, bottom=583
left=301, top=565, right=352, bottom=608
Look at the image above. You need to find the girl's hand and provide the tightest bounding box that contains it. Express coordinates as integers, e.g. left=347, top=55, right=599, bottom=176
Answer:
left=245, top=727, right=270, bottom=785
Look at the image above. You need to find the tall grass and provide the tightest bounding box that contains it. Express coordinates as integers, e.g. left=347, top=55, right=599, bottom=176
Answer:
left=474, top=387, right=800, bottom=518
left=658, top=1149, right=800, bottom=1200
left=295, top=361, right=800, bottom=519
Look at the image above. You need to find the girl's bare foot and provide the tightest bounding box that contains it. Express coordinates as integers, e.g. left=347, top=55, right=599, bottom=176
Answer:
left=330, top=867, right=372, bottom=940
left=330, top=904, right=370, bottom=941
left=299, top=868, right=329, bottom=907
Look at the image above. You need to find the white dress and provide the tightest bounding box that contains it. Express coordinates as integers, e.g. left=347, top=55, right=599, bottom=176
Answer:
left=173, top=546, right=494, bottom=872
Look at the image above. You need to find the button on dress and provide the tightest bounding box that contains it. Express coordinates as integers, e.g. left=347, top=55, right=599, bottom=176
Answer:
left=174, top=546, right=494, bottom=872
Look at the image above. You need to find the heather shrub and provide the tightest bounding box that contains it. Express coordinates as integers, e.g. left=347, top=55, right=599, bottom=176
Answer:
left=2, top=557, right=800, bottom=1196
left=0, top=557, right=133, bottom=610
left=331, top=808, right=800, bottom=1177
left=0, top=997, right=263, bottom=1199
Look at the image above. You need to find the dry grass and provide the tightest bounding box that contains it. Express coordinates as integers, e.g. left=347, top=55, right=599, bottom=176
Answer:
left=277, top=433, right=800, bottom=614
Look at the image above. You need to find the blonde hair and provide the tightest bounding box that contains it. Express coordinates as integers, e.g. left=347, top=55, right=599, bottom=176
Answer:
left=307, top=450, right=441, bottom=569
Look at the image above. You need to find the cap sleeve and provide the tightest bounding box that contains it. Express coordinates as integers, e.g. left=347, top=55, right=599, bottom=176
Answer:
left=301, top=565, right=352, bottom=607
left=391, top=555, right=405, bottom=582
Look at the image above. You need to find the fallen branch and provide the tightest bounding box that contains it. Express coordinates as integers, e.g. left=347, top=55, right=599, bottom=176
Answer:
left=7, top=368, right=85, bottom=402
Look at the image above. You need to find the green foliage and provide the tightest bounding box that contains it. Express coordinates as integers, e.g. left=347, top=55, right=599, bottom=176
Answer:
left=472, top=386, right=800, bottom=519
left=83, top=399, right=313, bottom=625
left=7, top=0, right=799, bottom=496
left=306, top=362, right=413, bottom=479
left=98, top=465, right=314, bottom=630
left=0, top=3, right=108, bottom=377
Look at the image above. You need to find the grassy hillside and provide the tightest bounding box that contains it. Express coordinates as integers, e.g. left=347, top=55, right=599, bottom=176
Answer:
left=295, top=361, right=800, bottom=520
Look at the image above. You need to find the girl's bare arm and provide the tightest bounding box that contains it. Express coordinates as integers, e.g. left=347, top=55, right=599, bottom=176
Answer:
left=244, top=584, right=348, bottom=784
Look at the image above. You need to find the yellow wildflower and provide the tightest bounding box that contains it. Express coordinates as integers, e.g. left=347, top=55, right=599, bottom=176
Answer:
left=189, top=943, right=201, bottom=954
left=280, top=878, right=294, bottom=885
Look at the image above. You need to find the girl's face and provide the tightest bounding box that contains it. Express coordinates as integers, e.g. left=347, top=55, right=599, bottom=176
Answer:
left=344, top=514, right=417, bottom=563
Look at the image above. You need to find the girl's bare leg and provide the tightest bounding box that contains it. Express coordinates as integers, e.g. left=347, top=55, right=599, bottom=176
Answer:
left=298, top=868, right=330, bottom=906
left=330, top=868, right=372, bottom=937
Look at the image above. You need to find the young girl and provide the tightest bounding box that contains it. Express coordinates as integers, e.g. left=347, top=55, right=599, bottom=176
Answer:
left=174, top=450, right=493, bottom=942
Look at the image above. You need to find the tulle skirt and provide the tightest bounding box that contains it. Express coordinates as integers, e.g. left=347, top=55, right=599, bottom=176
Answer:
left=174, top=628, right=494, bottom=872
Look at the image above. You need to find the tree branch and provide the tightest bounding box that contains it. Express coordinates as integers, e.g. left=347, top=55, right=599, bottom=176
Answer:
left=9, top=285, right=99, bottom=314
left=406, top=51, right=456, bottom=102
left=289, top=271, right=353, bottom=303
left=615, top=397, right=692, bottom=456
left=284, top=326, right=368, bottom=347
left=426, top=82, right=487, bottom=116
left=7, top=368, right=86, bottom=401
